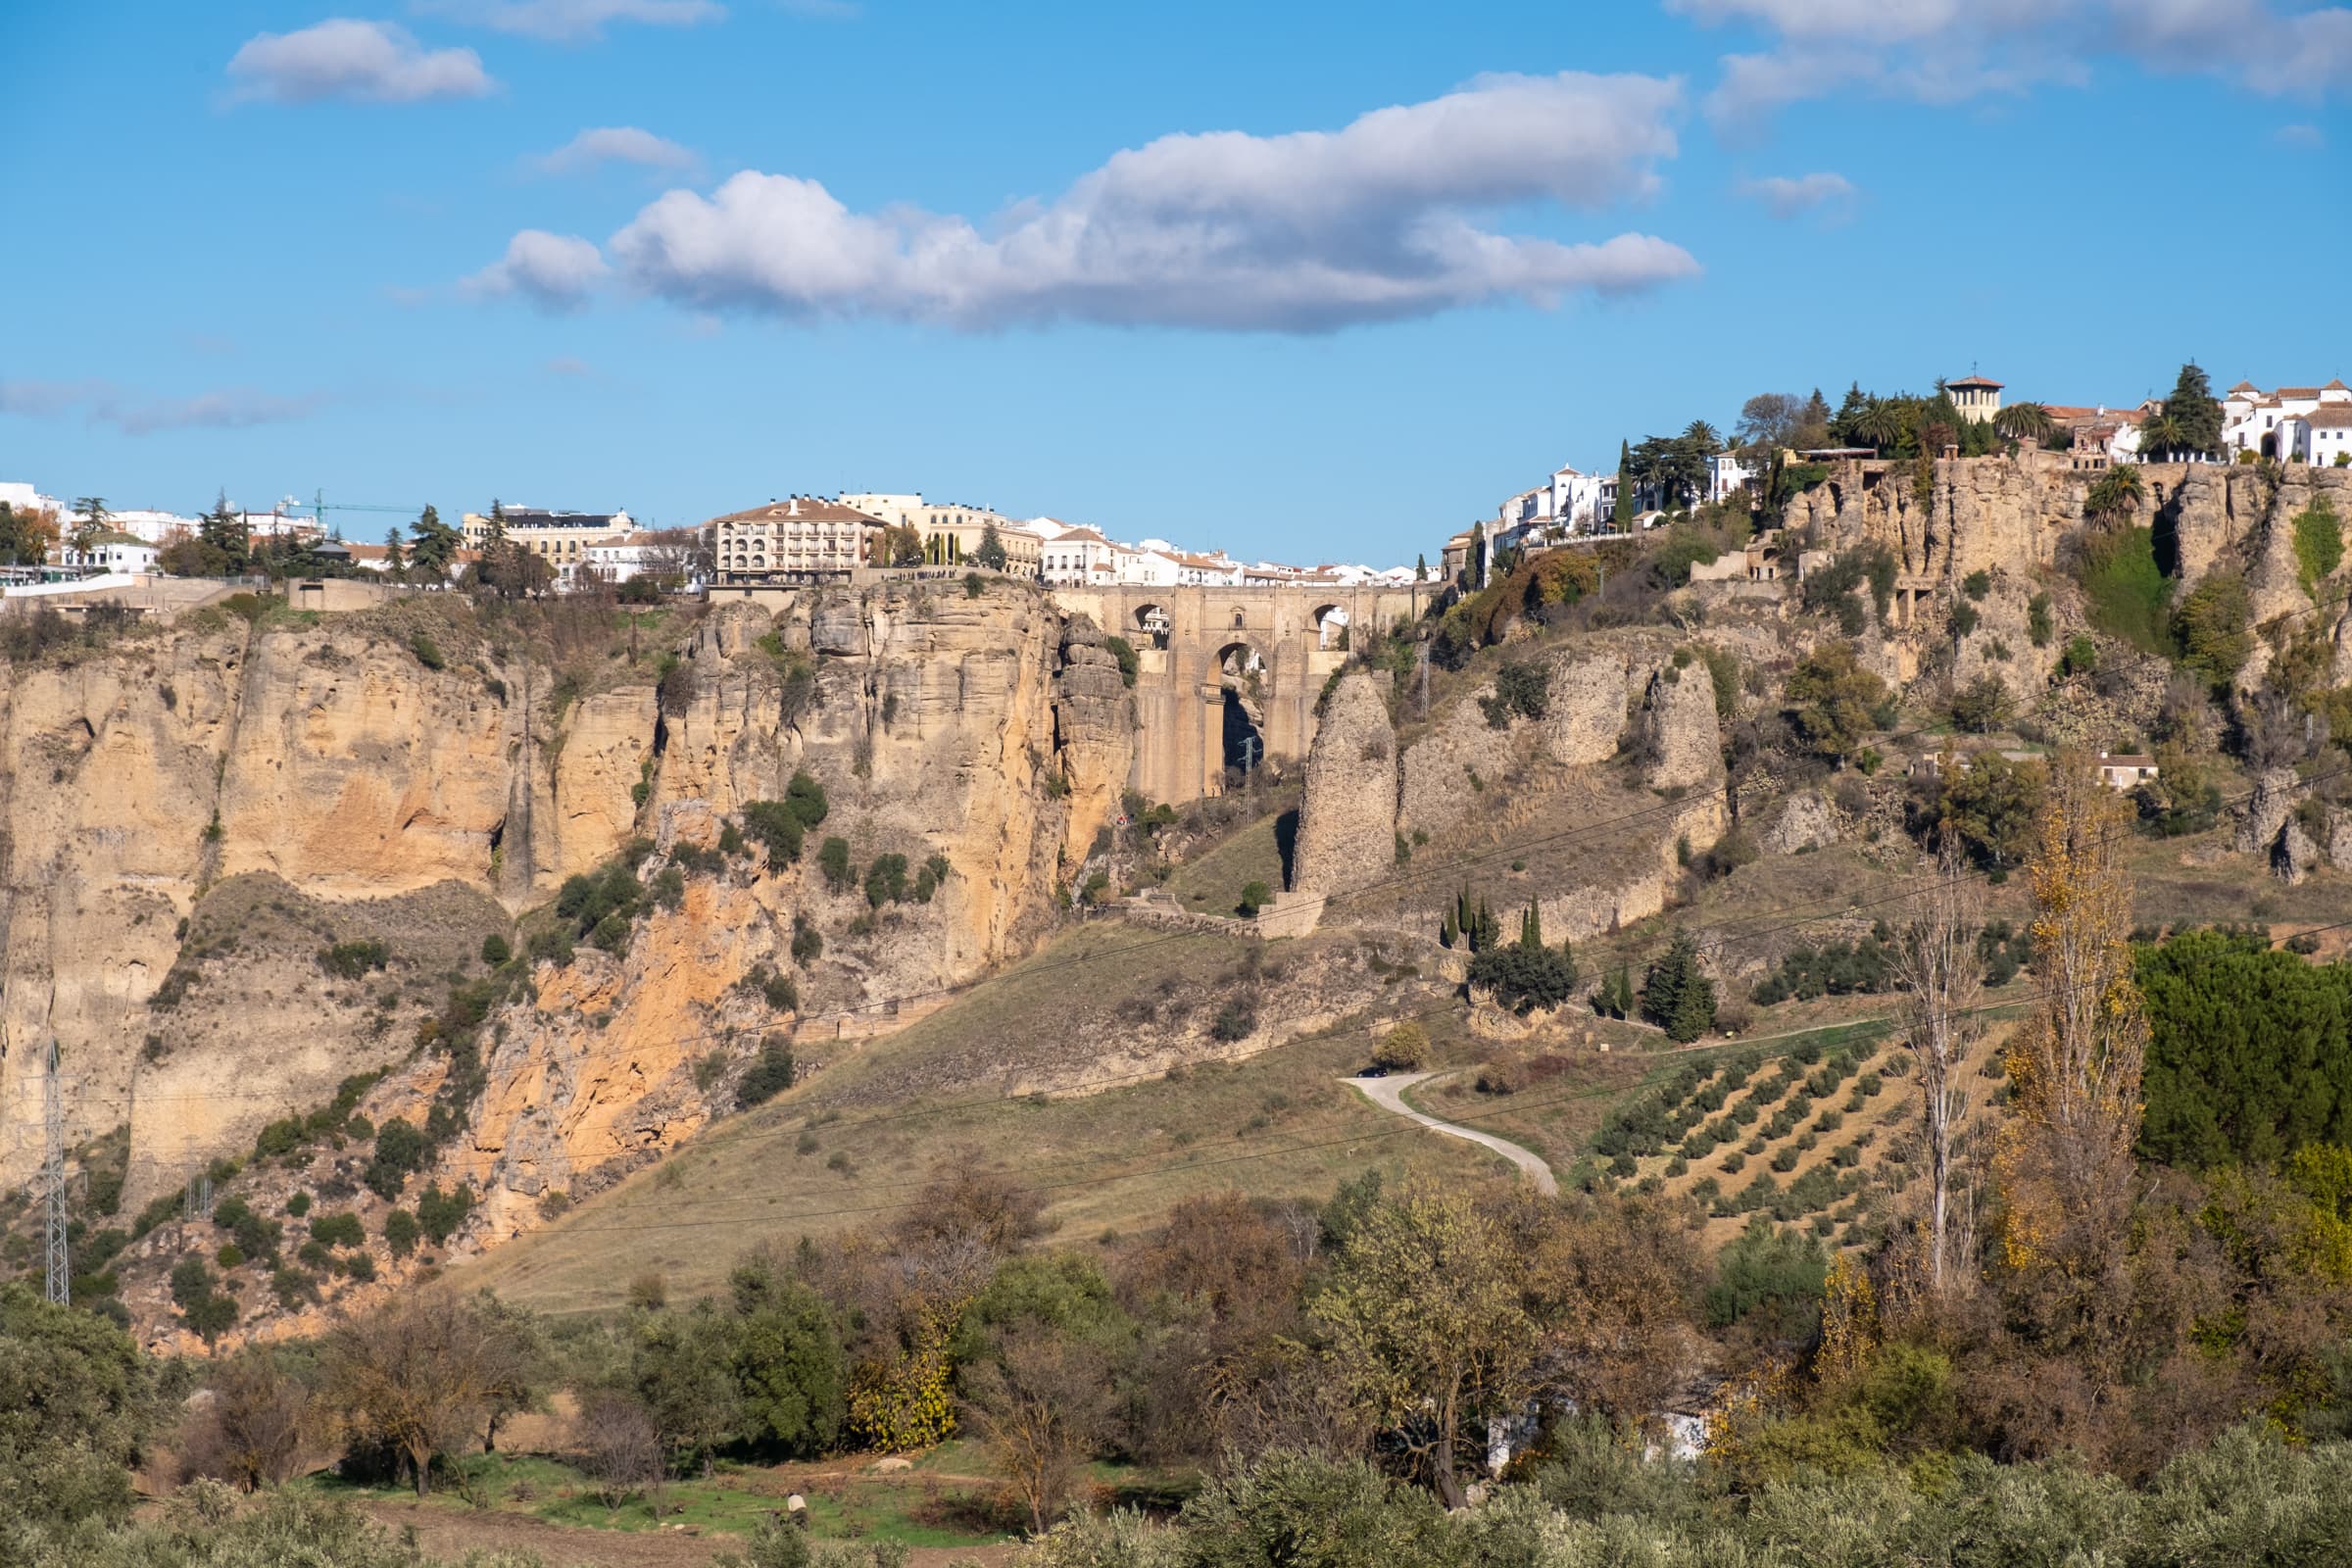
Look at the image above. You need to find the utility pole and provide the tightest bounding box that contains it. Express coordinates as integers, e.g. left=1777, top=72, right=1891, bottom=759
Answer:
left=43, top=1038, right=68, bottom=1305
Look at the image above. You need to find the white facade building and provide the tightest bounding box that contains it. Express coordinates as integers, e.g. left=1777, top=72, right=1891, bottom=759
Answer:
left=1706, top=453, right=1757, bottom=504
left=63, top=530, right=160, bottom=574
left=2224, top=380, right=2352, bottom=459
left=1548, top=465, right=1603, bottom=531
left=1038, top=525, right=1122, bottom=585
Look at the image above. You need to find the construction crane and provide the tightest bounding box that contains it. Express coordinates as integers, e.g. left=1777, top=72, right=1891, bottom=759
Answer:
left=280, top=490, right=424, bottom=540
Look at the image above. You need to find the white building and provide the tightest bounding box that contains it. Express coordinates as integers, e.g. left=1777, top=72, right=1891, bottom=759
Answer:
left=1548, top=465, right=1603, bottom=531
left=586, top=529, right=709, bottom=589
left=63, top=529, right=160, bottom=574
left=2224, top=380, right=2352, bottom=460
left=1039, top=525, right=1123, bottom=586
left=1947, top=373, right=2003, bottom=423
left=1170, top=550, right=1245, bottom=586
left=1706, top=453, right=1757, bottom=505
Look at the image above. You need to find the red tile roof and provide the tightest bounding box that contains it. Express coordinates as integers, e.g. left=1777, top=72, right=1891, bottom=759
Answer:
left=1948, top=374, right=2004, bottom=389
left=711, top=499, right=882, bottom=526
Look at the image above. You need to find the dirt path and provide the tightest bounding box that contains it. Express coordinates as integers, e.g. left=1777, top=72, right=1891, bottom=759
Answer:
left=360, top=1500, right=1022, bottom=1568
left=1344, top=1071, right=1559, bottom=1195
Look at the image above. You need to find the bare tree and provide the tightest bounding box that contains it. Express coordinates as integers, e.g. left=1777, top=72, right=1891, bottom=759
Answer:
left=1891, top=844, right=1985, bottom=1296
left=180, top=1353, right=311, bottom=1492
left=576, top=1390, right=663, bottom=1516
left=961, top=1326, right=1113, bottom=1533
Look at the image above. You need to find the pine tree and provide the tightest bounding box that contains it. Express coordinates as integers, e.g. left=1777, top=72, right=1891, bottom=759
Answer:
left=383, top=527, right=408, bottom=582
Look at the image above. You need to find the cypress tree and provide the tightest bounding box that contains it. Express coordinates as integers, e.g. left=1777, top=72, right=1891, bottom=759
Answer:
left=1642, top=928, right=1716, bottom=1043
left=1613, top=439, right=1634, bottom=528
left=1442, top=906, right=1459, bottom=949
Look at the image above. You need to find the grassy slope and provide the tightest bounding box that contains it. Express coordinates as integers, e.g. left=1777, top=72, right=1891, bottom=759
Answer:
left=458, top=928, right=1511, bottom=1315
left=1163, top=811, right=1289, bottom=916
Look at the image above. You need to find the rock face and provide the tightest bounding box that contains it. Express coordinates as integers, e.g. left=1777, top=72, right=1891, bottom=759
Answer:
left=0, top=585, right=1131, bottom=1203
left=1291, top=671, right=1396, bottom=897
left=2276, top=821, right=2321, bottom=886
left=1398, top=690, right=1517, bottom=844
left=1949, top=573, right=2058, bottom=707
left=1639, top=668, right=1724, bottom=792
left=2237, top=767, right=2299, bottom=857
left=1540, top=651, right=1632, bottom=767
left=1763, top=791, right=1841, bottom=856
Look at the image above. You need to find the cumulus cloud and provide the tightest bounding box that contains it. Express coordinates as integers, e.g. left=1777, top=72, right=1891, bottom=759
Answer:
left=0, top=379, right=324, bottom=435
left=225, top=19, right=493, bottom=104
left=416, top=0, right=724, bottom=41
left=461, top=229, right=611, bottom=308
left=1740, top=171, right=1858, bottom=218
left=489, top=73, right=1699, bottom=331
left=1677, top=0, right=2351, bottom=118
left=530, top=125, right=700, bottom=175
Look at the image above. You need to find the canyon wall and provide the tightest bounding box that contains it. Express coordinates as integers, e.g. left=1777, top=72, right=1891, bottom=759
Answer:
left=0, top=583, right=1131, bottom=1202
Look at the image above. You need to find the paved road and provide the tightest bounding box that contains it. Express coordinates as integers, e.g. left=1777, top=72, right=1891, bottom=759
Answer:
left=1344, top=1070, right=1559, bottom=1195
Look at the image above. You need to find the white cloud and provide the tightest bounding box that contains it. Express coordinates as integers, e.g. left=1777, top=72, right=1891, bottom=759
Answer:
left=1739, top=171, right=1858, bottom=218
left=512, top=72, right=1698, bottom=331
left=531, top=125, right=700, bottom=175
left=1677, top=0, right=2351, bottom=118
left=225, top=19, right=493, bottom=105
left=461, top=230, right=611, bottom=308
left=0, top=379, right=324, bottom=435
left=416, top=0, right=724, bottom=41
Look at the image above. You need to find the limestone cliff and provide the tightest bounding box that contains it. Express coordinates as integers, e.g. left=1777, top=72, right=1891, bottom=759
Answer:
left=0, top=583, right=1131, bottom=1216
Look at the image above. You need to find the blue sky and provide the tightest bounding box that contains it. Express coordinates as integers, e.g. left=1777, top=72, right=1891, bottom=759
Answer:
left=3, top=1, right=2345, bottom=563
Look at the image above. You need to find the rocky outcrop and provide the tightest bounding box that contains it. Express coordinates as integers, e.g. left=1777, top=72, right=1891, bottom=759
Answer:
left=1638, top=667, right=1723, bottom=792
left=2237, top=767, right=2298, bottom=857
left=1398, top=689, right=1517, bottom=843
left=1291, top=671, right=1396, bottom=897
left=1540, top=651, right=1631, bottom=767
left=1763, top=791, right=1841, bottom=856
left=1949, top=573, right=2057, bottom=707
left=1053, top=615, right=1134, bottom=869
left=2276, top=820, right=2321, bottom=886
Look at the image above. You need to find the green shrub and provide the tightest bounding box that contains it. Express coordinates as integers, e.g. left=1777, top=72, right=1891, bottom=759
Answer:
left=1103, top=635, right=1140, bottom=688
left=738, top=1035, right=798, bottom=1108
left=1961, top=568, right=1991, bottom=600
left=2058, top=634, right=2098, bottom=676
left=2292, top=498, right=2343, bottom=592
left=1237, top=880, right=1272, bottom=917
left=2027, top=591, right=2054, bottom=646
left=382, top=1208, right=420, bottom=1258
left=480, top=933, right=512, bottom=965
left=364, top=1118, right=431, bottom=1200
left=2075, top=525, right=2173, bottom=653
left=818, top=835, right=854, bottom=891
left=415, top=1181, right=474, bottom=1245
left=308, top=1211, right=365, bottom=1249
left=318, top=940, right=389, bottom=979
left=409, top=632, right=445, bottom=671
left=2173, top=570, right=2252, bottom=686
left=791, top=912, right=823, bottom=965
left=864, top=853, right=909, bottom=907
left=1372, top=1022, right=1430, bottom=1073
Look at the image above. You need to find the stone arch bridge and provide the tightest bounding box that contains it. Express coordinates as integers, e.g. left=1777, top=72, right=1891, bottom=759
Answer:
left=1050, top=582, right=1429, bottom=806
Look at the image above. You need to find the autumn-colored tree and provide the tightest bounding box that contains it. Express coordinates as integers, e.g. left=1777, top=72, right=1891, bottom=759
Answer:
left=1309, top=1180, right=1535, bottom=1506
left=1890, top=846, right=1985, bottom=1296
left=1996, top=756, right=2148, bottom=1281
left=322, top=1292, right=514, bottom=1497
left=961, top=1324, right=1114, bottom=1533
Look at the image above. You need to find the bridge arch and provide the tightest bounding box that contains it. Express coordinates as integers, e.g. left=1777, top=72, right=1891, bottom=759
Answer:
left=1310, top=602, right=1348, bottom=650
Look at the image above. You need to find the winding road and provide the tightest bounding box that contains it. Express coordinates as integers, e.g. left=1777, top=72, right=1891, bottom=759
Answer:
left=1344, top=1070, right=1559, bottom=1195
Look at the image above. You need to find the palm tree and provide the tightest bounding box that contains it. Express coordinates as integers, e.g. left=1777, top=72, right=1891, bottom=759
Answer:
left=2083, top=464, right=2143, bottom=526
left=1682, top=419, right=1721, bottom=455
left=1996, top=401, right=2054, bottom=443
left=1854, top=401, right=1905, bottom=456
left=2137, top=413, right=2187, bottom=463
